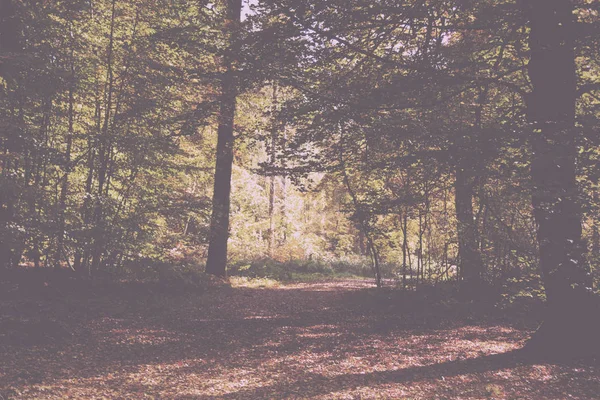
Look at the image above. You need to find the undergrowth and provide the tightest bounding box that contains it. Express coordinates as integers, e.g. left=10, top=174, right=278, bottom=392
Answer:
left=228, top=257, right=390, bottom=282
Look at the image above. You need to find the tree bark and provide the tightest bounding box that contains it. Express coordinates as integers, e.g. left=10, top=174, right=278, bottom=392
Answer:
left=55, top=24, right=76, bottom=269
left=455, top=160, right=484, bottom=298
left=90, top=0, right=117, bottom=274
left=418, top=212, right=423, bottom=285
left=592, top=186, right=599, bottom=277
left=267, top=85, right=278, bottom=257
left=205, top=0, right=242, bottom=276
left=402, top=211, right=408, bottom=288
left=0, top=0, right=20, bottom=268
left=525, top=0, right=599, bottom=357
left=279, top=129, right=288, bottom=245
left=74, top=55, right=102, bottom=274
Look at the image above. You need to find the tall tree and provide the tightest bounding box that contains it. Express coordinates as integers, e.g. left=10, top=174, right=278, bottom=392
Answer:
left=455, top=148, right=484, bottom=293
left=205, top=0, right=243, bottom=276
left=0, top=0, right=21, bottom=269
left=525, top=0, right=599, bottom=356
left=267, top=84, right=278, bottom=256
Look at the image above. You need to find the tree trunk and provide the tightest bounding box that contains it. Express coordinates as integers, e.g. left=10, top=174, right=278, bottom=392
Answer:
left=74, top=57, right=101, bottom=274
left=525, top=0, right=599, bottom=357
left=55, top=28, right=76, bottom=269
left=418, top=212, right=423, bottom=285
left=267, top=85, right=278, bottom=257
left=592, top=186, right=599, bottom=278
left=425, top=184, right=432, bottom=279
left=280, top=131, right=288, bottom=245
left=338, top=122, right=381, bottom=288
left=357, top=229, right=366, bottom=256
left=455, top=161, right=484, bottom=298
left=91, top=0, right=117, bottom=274
left=205, top=0, right=242, bottom=276
left=402, top=211, right=408, bottom=288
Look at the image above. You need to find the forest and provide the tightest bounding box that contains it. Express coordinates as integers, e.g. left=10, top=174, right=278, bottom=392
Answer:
left=1, top=0, right=600, bottom=398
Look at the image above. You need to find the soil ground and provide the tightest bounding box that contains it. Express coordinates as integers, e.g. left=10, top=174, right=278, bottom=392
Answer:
left=1, top=279, right=599, bottom=399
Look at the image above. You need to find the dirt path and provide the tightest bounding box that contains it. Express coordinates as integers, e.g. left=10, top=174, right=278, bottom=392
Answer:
left=1, top=279, right=599, bottom=399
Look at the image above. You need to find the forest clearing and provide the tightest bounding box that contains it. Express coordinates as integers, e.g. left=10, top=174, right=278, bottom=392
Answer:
left=1, top=278, right=599, bottom=399
left=2, top=0, right=600, bottom=397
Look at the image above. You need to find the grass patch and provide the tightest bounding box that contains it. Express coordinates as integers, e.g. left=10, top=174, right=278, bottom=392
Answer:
left=228, top=257, right=385, bottom=283
left=229, top=276, right=281, bottom=288
left=286, top=271, right=370, bottom=282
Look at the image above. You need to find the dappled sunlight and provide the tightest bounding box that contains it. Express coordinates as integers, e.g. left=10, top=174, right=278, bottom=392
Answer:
left=1, top=281, right=599, bottom=399
left=105, top=328, right=185, bottom=346
left=229, top=276, right=281, bottom=289
left=2, top=0, right=599, bottom=397
left=280, top=279, right=378, bottom=292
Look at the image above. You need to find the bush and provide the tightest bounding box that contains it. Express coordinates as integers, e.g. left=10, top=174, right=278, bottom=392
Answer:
left=116, top=258, right=227, bottom=292
left=497, top=273, right=545, bottom=314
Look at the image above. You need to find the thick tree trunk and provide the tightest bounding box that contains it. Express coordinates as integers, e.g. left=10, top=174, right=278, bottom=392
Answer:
left=525, top=0, right=599, bottom=357
left=455, top=161, right=484, bottom=298
left=205, top=0, right=242, bottom=277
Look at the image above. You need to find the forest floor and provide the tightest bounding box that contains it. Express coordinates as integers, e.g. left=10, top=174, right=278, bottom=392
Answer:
left=1, top=278, right=599, bottom=399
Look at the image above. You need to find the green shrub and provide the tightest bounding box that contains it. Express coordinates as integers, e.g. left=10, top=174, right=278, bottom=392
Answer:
left=115, top=258, right=227, bottom=292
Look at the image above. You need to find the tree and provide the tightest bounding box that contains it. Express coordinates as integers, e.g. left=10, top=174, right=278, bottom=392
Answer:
left=524, top=0, right=599, bottom=356
left=205, top=0, right=243, bottom=276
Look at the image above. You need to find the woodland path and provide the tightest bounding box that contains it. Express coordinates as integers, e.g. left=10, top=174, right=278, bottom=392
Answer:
left=1, top=279, right=599, bottom=399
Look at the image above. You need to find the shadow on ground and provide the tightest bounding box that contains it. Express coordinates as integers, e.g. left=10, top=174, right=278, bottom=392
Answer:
left=1, top=279, right=598, bottom=399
